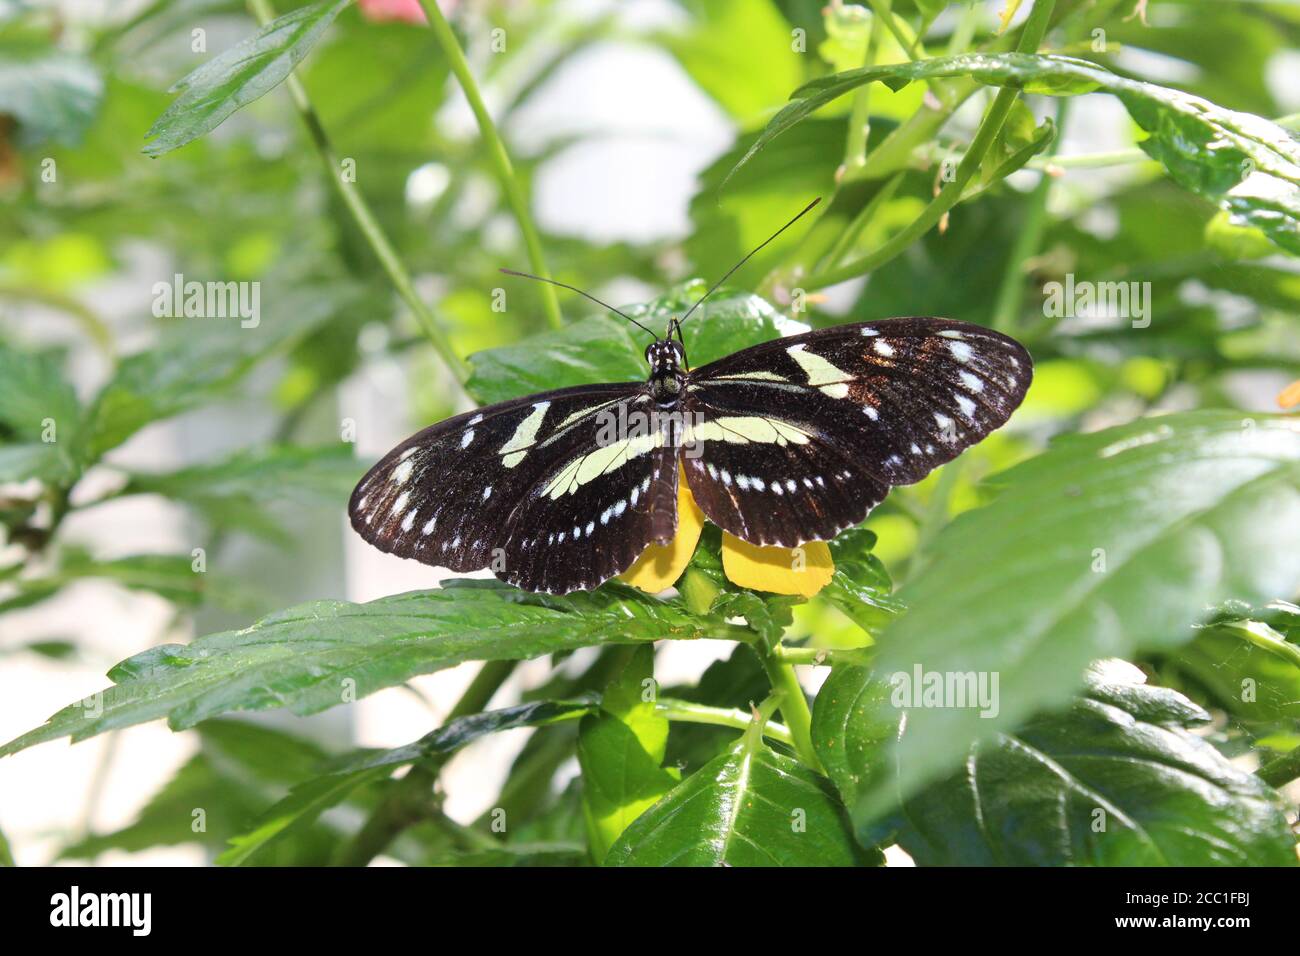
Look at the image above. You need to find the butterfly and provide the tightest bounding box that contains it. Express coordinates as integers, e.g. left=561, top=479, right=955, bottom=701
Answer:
left=349, top=202, right=1033, bottom=595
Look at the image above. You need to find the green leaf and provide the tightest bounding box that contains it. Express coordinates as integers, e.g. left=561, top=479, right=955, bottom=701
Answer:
left=870, top=661, right=1297, bottom=866
left=0, top=43, right=103, bottom=147
left=466, top=287, right=808, bottom=405
left=811, top=664, right=899, bottom=813
left=331, top=697, right=597, bottom=773
left=820, top=528, right=905, bottom=633
left=1162, top=602, right=1300, bottom=724
left=682, top=525, right=803, bottom=644
left=664, top=645, right=771, bottom=771
left=855, top=410, right=1300, bottom=819
left=216, top=766, right=389, bottom=867
left=142, top=0, right=352, bottom=157
left=84, top=284, right=354, bottom=459
left=0, top=341, right=84, bottom=483
left=606, top=717, right=870, bottom=866
left=0, top=580, right=706, bottom=756
left=728, top=53, right=1300, bottom=252
left=0, top=821, right=14, bottom=867
left=578, top=646, right=679, bottom=859
left=60, top=719, right=356, bottom=864
left=661, top=0, right=803, bottom=123
left=123, top=444, right=364, bottom=542
left=0, top=549, right=248, bottom=614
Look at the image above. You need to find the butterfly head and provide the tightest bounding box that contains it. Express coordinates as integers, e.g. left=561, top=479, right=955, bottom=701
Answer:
left=646, top=333, right=687, bottom=404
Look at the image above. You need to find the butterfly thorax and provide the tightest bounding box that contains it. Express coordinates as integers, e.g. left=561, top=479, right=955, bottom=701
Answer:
left=645, top=338, right=687, bottom=407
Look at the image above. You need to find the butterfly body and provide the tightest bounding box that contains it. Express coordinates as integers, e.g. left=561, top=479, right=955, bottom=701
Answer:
left=350, top=315, right=1032, bottom=595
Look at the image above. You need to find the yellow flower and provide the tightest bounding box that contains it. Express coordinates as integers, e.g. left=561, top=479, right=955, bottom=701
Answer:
left=620, top=464, right=834, bottom=597
left=1278, top=379, right=1300, bottom=410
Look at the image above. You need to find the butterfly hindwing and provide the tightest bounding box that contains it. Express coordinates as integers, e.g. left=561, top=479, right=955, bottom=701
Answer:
left=349, top=383, right=681, bottom=594
left=680, top=318, right=1032, bottom=547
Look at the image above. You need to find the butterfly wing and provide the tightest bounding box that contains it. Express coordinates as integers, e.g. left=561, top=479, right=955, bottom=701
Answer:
left=349, top=383, right=679, bottom=593
left=681, top=318, right=1032, bottom=547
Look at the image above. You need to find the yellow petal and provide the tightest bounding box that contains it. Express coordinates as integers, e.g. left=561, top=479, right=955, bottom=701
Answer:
left=721, top=533, right=834, bottom=597
left=1278, top=379, right=1300, bottom=410
left=618, top=465, right=705, bottom=593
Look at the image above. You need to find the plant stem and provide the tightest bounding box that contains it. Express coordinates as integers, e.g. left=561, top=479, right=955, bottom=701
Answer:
left=803, top=0, right=1057, bottom=291
left=656, top=698, right=796, bottom=748
left=760, top=649, right=823, bottom=772
left=247, top=0, right=470, bottom=384
left=417, top=0, right=563, bottom=331
left=991, top=97, right=1069, bottom=333
left=843, top=9, right=880, bottom=173
left=335, top=660, right=517, bottom=866
left=769, top=645, right=870, bottom=667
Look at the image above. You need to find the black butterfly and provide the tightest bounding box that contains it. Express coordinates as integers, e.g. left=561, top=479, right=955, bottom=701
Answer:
left=350, top=205, right=1033, bottom=594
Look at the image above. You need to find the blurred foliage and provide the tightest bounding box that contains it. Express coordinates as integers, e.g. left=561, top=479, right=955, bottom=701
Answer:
left=0, top=0, right=1297, bottom=868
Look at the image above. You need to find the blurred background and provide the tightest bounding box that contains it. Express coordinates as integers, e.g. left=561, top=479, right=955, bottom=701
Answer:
left=1, top=0, right=1297, bottom=864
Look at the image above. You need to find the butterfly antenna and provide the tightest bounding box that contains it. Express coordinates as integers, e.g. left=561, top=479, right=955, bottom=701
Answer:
left=678, top=197, right=822, bottom=326
left=498, top=268, right=657, bottom=339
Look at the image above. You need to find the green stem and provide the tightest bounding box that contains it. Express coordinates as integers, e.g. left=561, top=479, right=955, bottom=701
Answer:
left=843, top=10, right=880, bottom=172
left=803, top=0, right=1056, bottom=291
left=769, top=645, right=870, bottom=667
left=247, top=0, right=470, bottom=384
left=335, top=660, right=517, bottom=866
left=991, top=97, right=1069, bottom=333
left=760, top=650, right=823, bottom=772
left=417, top=0, right=563, bottom=331
left=656, top=698, right=796, bottom=748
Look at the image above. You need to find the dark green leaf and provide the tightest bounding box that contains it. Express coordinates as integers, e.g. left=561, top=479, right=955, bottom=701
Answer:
left=871, top=661, right=1297, bottom=866
left=729, top=53, right=1300, bottom=252
left=606, top=719, right=871, bottom=866
left=0, top=580, right=705, bottom=756
left=330, top=697, right=597, bottom=773
left=857, top=410, right=1300, bottom=819
left=466, top=287, right=808, bottom=405
left=142, top=0, right=352, bottom=157
left=217, top=765, right=389, bottom=867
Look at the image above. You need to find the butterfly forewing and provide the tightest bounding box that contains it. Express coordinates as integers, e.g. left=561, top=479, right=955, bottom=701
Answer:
left=349, top=383, right=679, bottom=593
left=680, top=318, right=1031, bottom=547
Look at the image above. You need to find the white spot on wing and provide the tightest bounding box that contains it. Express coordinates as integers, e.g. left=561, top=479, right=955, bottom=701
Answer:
left=949, top=341, right=973, bottom=363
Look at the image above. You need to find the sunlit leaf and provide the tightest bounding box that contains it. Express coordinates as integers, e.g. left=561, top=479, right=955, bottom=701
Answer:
left=851, top=410, right=1300, bottom=820
left=606, top=717, right=871, bottom=866
left=578, top=646, right=678, bottom=859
